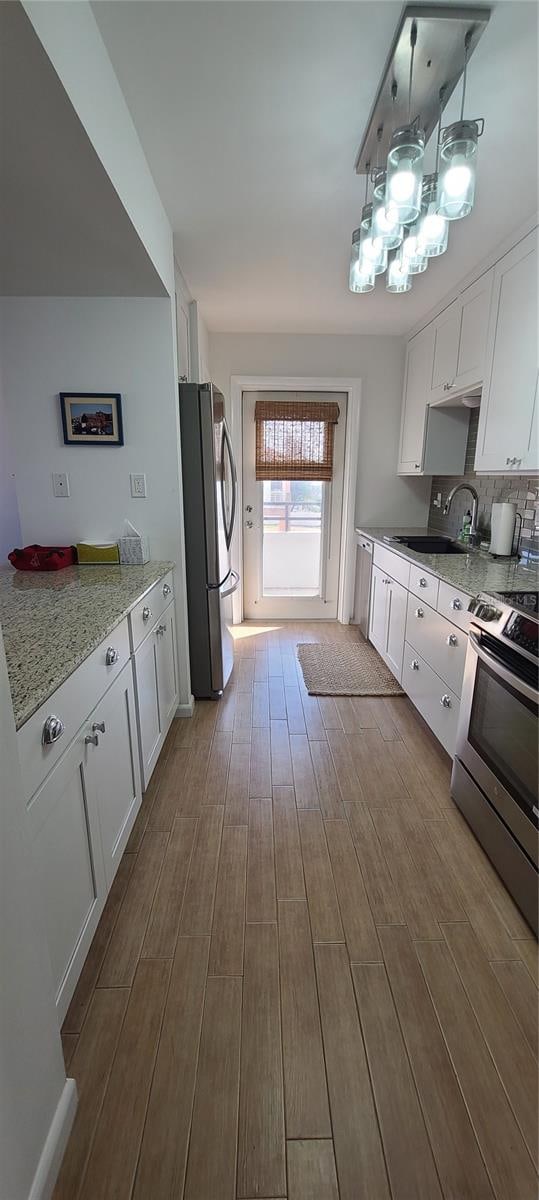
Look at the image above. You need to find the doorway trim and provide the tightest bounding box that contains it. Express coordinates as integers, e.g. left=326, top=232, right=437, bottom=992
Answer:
left=229, top=375, right=361, bottom=625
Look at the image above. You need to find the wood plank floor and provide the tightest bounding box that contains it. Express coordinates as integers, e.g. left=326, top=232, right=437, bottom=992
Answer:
left=55, top=620, right=538, bottom=1200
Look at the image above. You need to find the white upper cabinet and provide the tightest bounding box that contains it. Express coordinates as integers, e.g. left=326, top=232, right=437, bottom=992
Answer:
left=429, top=270, right=493, bottom=404
left=430, top=300, right=461, bottom=402
left=475, top=230, right=538, bottom=472
left=398, top=324, right=435, bottom=474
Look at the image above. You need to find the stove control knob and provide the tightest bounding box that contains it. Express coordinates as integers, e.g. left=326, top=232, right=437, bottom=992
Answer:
left=480, top=605, right=500, bottom=622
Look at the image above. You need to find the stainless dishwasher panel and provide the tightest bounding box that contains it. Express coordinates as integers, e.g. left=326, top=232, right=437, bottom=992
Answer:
left=353, top=536, right=373, bottom=637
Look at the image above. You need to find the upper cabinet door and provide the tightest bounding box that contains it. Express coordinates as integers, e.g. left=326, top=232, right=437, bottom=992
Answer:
left=475, top=230, right=538, bottom=472
left=454, top=269, right=493, bottom=392
left=397, top=323, right=435, bottom=474
left=429, top=300, right=461, bottom=403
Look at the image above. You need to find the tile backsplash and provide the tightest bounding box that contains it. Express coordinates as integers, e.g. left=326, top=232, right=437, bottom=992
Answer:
left=428, top=410, right=539, bottom=552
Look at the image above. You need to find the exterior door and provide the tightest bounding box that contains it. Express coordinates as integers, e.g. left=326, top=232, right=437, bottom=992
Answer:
left=242, top=391, right=347, bottom=619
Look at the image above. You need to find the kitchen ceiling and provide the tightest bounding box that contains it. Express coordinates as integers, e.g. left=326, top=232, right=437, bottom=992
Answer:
left=93, top=1, right=537, bottom=334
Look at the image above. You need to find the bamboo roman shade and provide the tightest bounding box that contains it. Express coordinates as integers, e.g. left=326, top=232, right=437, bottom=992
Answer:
left=255, top=399, right=340, bottom=482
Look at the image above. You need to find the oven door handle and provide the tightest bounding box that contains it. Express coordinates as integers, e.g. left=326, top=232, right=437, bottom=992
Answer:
left=468, top=630, right=538, bottom=704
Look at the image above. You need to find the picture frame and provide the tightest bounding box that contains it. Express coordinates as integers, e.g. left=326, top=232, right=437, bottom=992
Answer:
left=59, top=393, right=124, bottom=446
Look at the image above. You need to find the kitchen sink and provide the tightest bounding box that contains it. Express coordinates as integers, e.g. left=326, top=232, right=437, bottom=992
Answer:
left=390, top=536, right=469, bottom=555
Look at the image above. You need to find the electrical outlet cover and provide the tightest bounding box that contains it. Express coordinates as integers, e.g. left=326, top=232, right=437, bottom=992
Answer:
left=130, top=473, right=147, bottom=498
left=52, top=472, right=70, bottom=498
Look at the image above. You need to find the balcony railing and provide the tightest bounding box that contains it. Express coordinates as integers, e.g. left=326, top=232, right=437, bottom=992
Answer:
left=263, top=501, right=322, bottom=532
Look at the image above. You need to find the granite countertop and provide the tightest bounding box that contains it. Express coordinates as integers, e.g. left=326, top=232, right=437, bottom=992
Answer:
left=0, top=561, right=174, bottom=730
left=356, top=526, right=539, bottom=597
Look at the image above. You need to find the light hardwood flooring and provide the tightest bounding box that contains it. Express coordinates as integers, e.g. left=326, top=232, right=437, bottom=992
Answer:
left=56, top=621, right=538, bottom=1200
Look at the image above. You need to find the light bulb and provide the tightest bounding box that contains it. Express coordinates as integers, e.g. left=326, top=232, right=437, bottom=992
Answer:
left=422, top=212, right=445, bottom=240
left=386, top=252, right=411, bottom=293
left=371, top=169, right=403, bottom=250
left=443, top=161, right=472, bottom=198
left=389, top=166, right=415, bottom=204
left=418, top=173, right=448, bottom=258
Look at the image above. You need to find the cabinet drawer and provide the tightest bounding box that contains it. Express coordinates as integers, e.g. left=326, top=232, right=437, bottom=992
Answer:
left=408, top=565, right=439, bottom=607
left=129, top=571, right=174, bottom=651
left=373, top=544, right=410, bottom=589
left=402, top=643, right=460, bottom=757
left=437, top=580, right=473, bottom=632
left=18, top=618, right=130, bottom=803
left=405, top=594, right=467, bottom=697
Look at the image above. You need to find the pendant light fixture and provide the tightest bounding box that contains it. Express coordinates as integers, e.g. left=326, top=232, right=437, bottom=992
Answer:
left=401, top=224, right=428, bottom=274
left=371, top=125, right=403, bottom=251
left=349, top=227, right=375, bottom=293
left=386, top=248, right=411, bottom=293
left=418, top=91, right=449, bottom=257
left=438, top=30, right=484, bottom=220
left=385, top=22, right=425, bottom=226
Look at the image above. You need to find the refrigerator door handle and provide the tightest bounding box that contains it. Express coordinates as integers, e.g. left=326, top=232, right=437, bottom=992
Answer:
left=221, top=419, right=237, bottom=550
left=220, top=569, right=240, bottom=598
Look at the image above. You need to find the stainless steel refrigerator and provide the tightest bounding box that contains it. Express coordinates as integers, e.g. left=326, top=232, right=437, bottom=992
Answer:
left=179, top=383, right=239, bottom=697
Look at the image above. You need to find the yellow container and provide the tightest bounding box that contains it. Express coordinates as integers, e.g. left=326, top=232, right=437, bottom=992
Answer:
left=76, top=541, right=120, bottom=565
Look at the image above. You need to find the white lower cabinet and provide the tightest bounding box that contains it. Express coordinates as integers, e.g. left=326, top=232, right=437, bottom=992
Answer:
left=402, top=643, right=460, bottom=757
left=26, top=730, right=107, bottom=1023
left=369, top=564, right=407, bottom=683
left=405, top=594, right=467, bottom=698
left=88, top=661, right=141, bottom=890
left=134, top=598, right=179, bottom=789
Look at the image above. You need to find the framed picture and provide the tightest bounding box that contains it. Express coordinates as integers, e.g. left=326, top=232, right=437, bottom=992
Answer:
left=59, top=393, right=124, bottom=446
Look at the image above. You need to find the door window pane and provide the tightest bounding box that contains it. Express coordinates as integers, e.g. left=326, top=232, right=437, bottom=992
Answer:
left=262, top=480, right=323, bottom=596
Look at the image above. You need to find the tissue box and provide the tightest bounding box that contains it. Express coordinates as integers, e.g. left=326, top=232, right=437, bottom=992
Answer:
left=118, top=534, right=150, bottom=565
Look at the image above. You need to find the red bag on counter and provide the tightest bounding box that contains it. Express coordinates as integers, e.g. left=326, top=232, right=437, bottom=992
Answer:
left=8, top=545, right=77, bottom=571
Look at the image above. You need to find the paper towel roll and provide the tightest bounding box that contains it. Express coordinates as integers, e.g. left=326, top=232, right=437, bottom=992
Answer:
left=489, top=502, right=517, bottom=556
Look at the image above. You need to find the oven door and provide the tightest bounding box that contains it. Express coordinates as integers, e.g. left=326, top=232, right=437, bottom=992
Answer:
left=457, top=627, right=538, bottom=866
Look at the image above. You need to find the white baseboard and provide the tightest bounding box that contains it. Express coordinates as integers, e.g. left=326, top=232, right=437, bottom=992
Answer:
left=176, top=695, right=195, bottom=718
left=29, top=1078, right=77, bottom=1200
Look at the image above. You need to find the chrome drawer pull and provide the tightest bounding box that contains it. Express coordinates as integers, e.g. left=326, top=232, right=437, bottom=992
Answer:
left=450, top=598, right=462, bottom=611
left=92, top=721, right=106, bottom=734
left=447, top=634, right=458, bottom=647
left=418, top=577, right=427, bottom=587
left=163, top=582, right=171, bottom=597
left=42, top=714, right=65, bottom=746
left=156, top=623, right=166, bottom=636
left=415, top=608, right=424, bottom=618
left=142, top=605, right=152, bottom=622
left=440, top=694, right=452, bottom=708
left=411, top=660, right=419, bottom=670
left=105, top=646, right=120, bottom=666
left=85, top=732, right=99, bottom=746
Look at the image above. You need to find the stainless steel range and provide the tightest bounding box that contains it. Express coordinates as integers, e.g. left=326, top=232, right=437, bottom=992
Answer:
left=452, top=589, right=538, bottom=934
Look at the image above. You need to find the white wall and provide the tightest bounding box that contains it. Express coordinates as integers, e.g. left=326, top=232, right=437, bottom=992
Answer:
left=23, top=0, right=174, bottom=297
left=0, top=624, right=74, bottom=1200
left=0, top=296, right=192, bottom=706
left=209, top=332, right=431, bottom=527
left=0, top=364, right=21, bottom=564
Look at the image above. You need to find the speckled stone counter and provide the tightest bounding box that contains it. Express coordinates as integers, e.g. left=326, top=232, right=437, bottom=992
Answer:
left=0, top=561, right=174, bottom=729
left=356, top=526, right=539, bottom=597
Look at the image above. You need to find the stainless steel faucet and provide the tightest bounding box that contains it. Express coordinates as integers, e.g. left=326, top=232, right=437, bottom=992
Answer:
left=443, top=483, right=481, bottom=547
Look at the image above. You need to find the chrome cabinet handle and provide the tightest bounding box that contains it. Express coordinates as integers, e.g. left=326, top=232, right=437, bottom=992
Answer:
left=418, top=577, right=427, bottom=587
left=415, top=608, right=424, bottom=618
left=447, top=634, right=458, bottom=646
left=142, top=605, right=152, bottom=622
left=42, top=714, right=65, bottom=746
left=105, top=646, right=120, bottom=666
left=411, top=659, right=419, bottom=670
left=450, top=598, right=462, bottom=611
left=156, top=623, right=166, bottom=636
left=92, top=721, right=106, bottom=734
left=440, top=694, right=452, bottom=708
left=85, top=732, right=99, bottom=746
left=414, top=463, right=420, bottom=470
left=443, top=381, right=455, bottom=391
left=162, top=582, right=171, bottom=597
left=245, top=520, right=253, bottom=528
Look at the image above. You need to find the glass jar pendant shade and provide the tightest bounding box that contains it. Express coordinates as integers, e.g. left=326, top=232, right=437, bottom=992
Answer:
left=385, top=125, right=425, bottom=225
left=371, top=169, right=403, bottom=250
left=359, top=203, right=387, bottom=275
left=437, top=120, right=478, bottom=220
left=401, top=223, right=427, bottom=274
left=349, top=228, right=374, bottom=293
left=386, top=249, right=411, bottom=293
left=418, top=173, right=448, bottom=257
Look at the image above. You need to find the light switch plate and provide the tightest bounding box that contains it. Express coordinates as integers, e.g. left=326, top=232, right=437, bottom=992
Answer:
left=130, top=473, right=147, bottom=498
left=52, top=472, right=70, bottom=498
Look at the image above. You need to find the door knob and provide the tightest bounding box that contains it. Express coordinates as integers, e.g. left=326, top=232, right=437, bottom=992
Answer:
left=447, top=634, right=458, bottom=646
left=142, top=605, right=152, bottom=622
left=105, top=646, right=119, bottom=666
left=85, top=732, right=99, bottom=746
left=42, top=714, right=65, bottom=745
left=92, top=721, right=106, bottom=734
left=245, top=520, right=253, bottom=528
left=411, top=660, right=419, bottom=670
left=415, top=608, right=424, bottom=618
left=440, top=694, right=452, bottom=708
left=418, top=577, right=427, bottom=587
left=245, top=505, right=253, bottom=512
left=450, top=598, right=462, bottom=610
left=162, top=582, right=171, bottom=597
